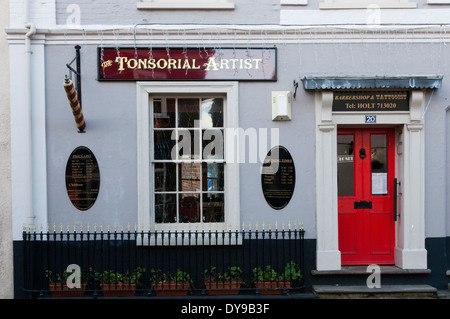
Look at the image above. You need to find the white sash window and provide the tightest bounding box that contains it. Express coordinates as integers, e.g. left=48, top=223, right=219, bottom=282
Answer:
left=137, top=82, right=239, bottom=234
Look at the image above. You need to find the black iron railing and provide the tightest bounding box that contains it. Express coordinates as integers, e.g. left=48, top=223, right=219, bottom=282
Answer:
left=23, top=223, right=305, bottom=298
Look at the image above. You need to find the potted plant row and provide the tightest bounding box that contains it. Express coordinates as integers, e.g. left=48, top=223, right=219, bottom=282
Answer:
left=97, top=267, right=145, bottom=297
left=252, top=261, right=302, bottom=295
left=45, top=269, right=87, bottom=297
left=203, top=266, right=243, bottom=295
left=45, top=267, right=146, bottom=297
left=150, top=269, right=193, bottom=296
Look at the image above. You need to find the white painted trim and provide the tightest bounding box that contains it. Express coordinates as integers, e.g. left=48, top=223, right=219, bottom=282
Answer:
left=137, top=0, right=235, bottom=10
left=427, top=0, right=450, bottom=4
left=7, top=25, right=450, bottom=48
left=281, top=0, right=308, bottom=5
left=137, top=82, right=239, bottom=239
left=314, top=89, right=427, bottom=270
left=281, top=8, right=450, bottom=25
left=319, top=1, right=417, bottom=9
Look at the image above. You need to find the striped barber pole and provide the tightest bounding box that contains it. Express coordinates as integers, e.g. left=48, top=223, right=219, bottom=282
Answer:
left=64, top=76, right=86, bottom=132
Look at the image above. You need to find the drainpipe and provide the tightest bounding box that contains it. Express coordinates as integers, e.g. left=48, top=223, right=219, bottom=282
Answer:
left=24, top=0, right=36, bottom=225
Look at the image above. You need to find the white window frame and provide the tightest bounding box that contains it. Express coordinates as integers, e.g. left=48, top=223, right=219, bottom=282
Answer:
left=137, top=82, right=240, bottom=242
left=137, top=0, right=235, bottom=10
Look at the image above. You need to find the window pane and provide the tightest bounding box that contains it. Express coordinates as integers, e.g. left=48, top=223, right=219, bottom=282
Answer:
left=178, top=129, right=201, bottom=160
left=179, top=193, right=200, bottom=223
left=179, top=162, right=201, bottom=192
left=151, top=95, right=228, bottom=226
left=202, top=162, right=224, bottom=191
left=202, top=98, right=223, bottom=128
left=203, top=193, right=224, bottom=222
left=202, top=129, right=224, bottom=159
left=178, top=99, right=200, bottom=128
left=154, top=130, right=175, bottom=160
left=154, top=163, right=176, bottom=192
left=153, top=98, right=175, bottom=128
left=371, top=134, right=388, bottom=195
left=155, top=194, right=177, bottom=223
left=337, top=135, right=354, bottom=197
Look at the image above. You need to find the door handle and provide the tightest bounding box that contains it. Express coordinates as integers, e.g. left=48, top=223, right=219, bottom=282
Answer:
left=354, top=201, right=372, bottom=209
left=393, top=178, right=398, bottom=221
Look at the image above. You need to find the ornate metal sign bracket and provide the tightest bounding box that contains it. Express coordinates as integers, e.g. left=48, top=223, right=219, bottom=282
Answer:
left=66, top=45, right=82, bottom=109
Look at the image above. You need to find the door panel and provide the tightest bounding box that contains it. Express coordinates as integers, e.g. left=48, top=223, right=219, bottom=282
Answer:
left=338, top=128, right=395, bottom=265
left=338, top=212, right=358, bottom=255
left=369, top=211, right=392, bottom=255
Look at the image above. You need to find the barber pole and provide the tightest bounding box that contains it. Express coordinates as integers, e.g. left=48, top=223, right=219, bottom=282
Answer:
left=64, top=76, right=85, bottom=132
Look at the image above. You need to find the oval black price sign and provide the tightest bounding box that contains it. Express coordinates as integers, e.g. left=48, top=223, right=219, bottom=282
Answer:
left=261, top=146, right=295, bottom=210
left=65, top=146, right=100, bottom=211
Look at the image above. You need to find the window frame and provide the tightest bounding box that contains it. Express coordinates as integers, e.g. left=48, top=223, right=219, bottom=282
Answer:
left=137, top=82, right=240, bottom=236
left=151, top=95, right=226, bottom=224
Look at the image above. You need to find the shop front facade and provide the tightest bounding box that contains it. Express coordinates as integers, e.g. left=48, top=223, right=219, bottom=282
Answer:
left=6, top=0, right=450, bottom=297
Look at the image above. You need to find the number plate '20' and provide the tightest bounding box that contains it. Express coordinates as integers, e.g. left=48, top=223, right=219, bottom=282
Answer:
left=365, top=115, right=376, bottom=123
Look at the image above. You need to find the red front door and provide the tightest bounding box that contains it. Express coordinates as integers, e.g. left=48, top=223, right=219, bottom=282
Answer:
left=337, top=128, right=395, bottom=265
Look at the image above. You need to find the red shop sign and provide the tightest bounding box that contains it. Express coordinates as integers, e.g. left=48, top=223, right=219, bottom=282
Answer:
left=98, top=47, right=277, bottom=81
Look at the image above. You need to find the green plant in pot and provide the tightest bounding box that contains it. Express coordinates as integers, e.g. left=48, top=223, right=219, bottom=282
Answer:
left=252, top=265, right=279, bottom=283
left=151, top=269, right=192, bottom=296
left=252, top=265, right=279, bottom=284
left=99, top=269, right=140, bottom=296
left=45, top=269, right=87, bottom=297
left=128, top=267, right=146, bottom=287
left=252, top=265, right=288, bottom=294
left=204, top=265, right=242, bottom=295
left=280, top=261, right=302, bottom=283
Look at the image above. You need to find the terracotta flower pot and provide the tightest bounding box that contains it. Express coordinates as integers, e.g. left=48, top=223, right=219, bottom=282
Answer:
left=49, top=283, right=87, bottom=297
left=153, top=282, right=190, bottom=296
left=101, top=283, right=136, bottom=297
left=204, top=281, right=241, bottom=295
left=255, top=281, right=291, bottom=295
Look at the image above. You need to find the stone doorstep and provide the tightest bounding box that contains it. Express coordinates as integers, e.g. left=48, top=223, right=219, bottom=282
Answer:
left=311, top=265, right=432, bottom=276
left=312, top=284, right=437, bottom=298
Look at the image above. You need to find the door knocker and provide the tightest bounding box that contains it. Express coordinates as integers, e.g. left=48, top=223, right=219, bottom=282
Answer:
left=359, top=148, right=367, bottom=160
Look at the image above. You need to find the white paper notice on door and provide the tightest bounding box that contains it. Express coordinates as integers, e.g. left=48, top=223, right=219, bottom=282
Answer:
left=372, top=173, right=388, bottom=195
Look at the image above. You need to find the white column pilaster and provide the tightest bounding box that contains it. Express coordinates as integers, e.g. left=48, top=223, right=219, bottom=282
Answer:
left=315, top=91, right=341, bottom=271
left=394, top=90, right=427, bottom=269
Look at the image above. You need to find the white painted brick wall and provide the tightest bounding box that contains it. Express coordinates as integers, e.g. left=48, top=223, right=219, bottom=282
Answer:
left=9, top=0, right=56, bottom=28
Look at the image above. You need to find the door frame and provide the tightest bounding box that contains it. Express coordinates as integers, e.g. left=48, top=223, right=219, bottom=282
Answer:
left=314, top=90, right=427, bottom=271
